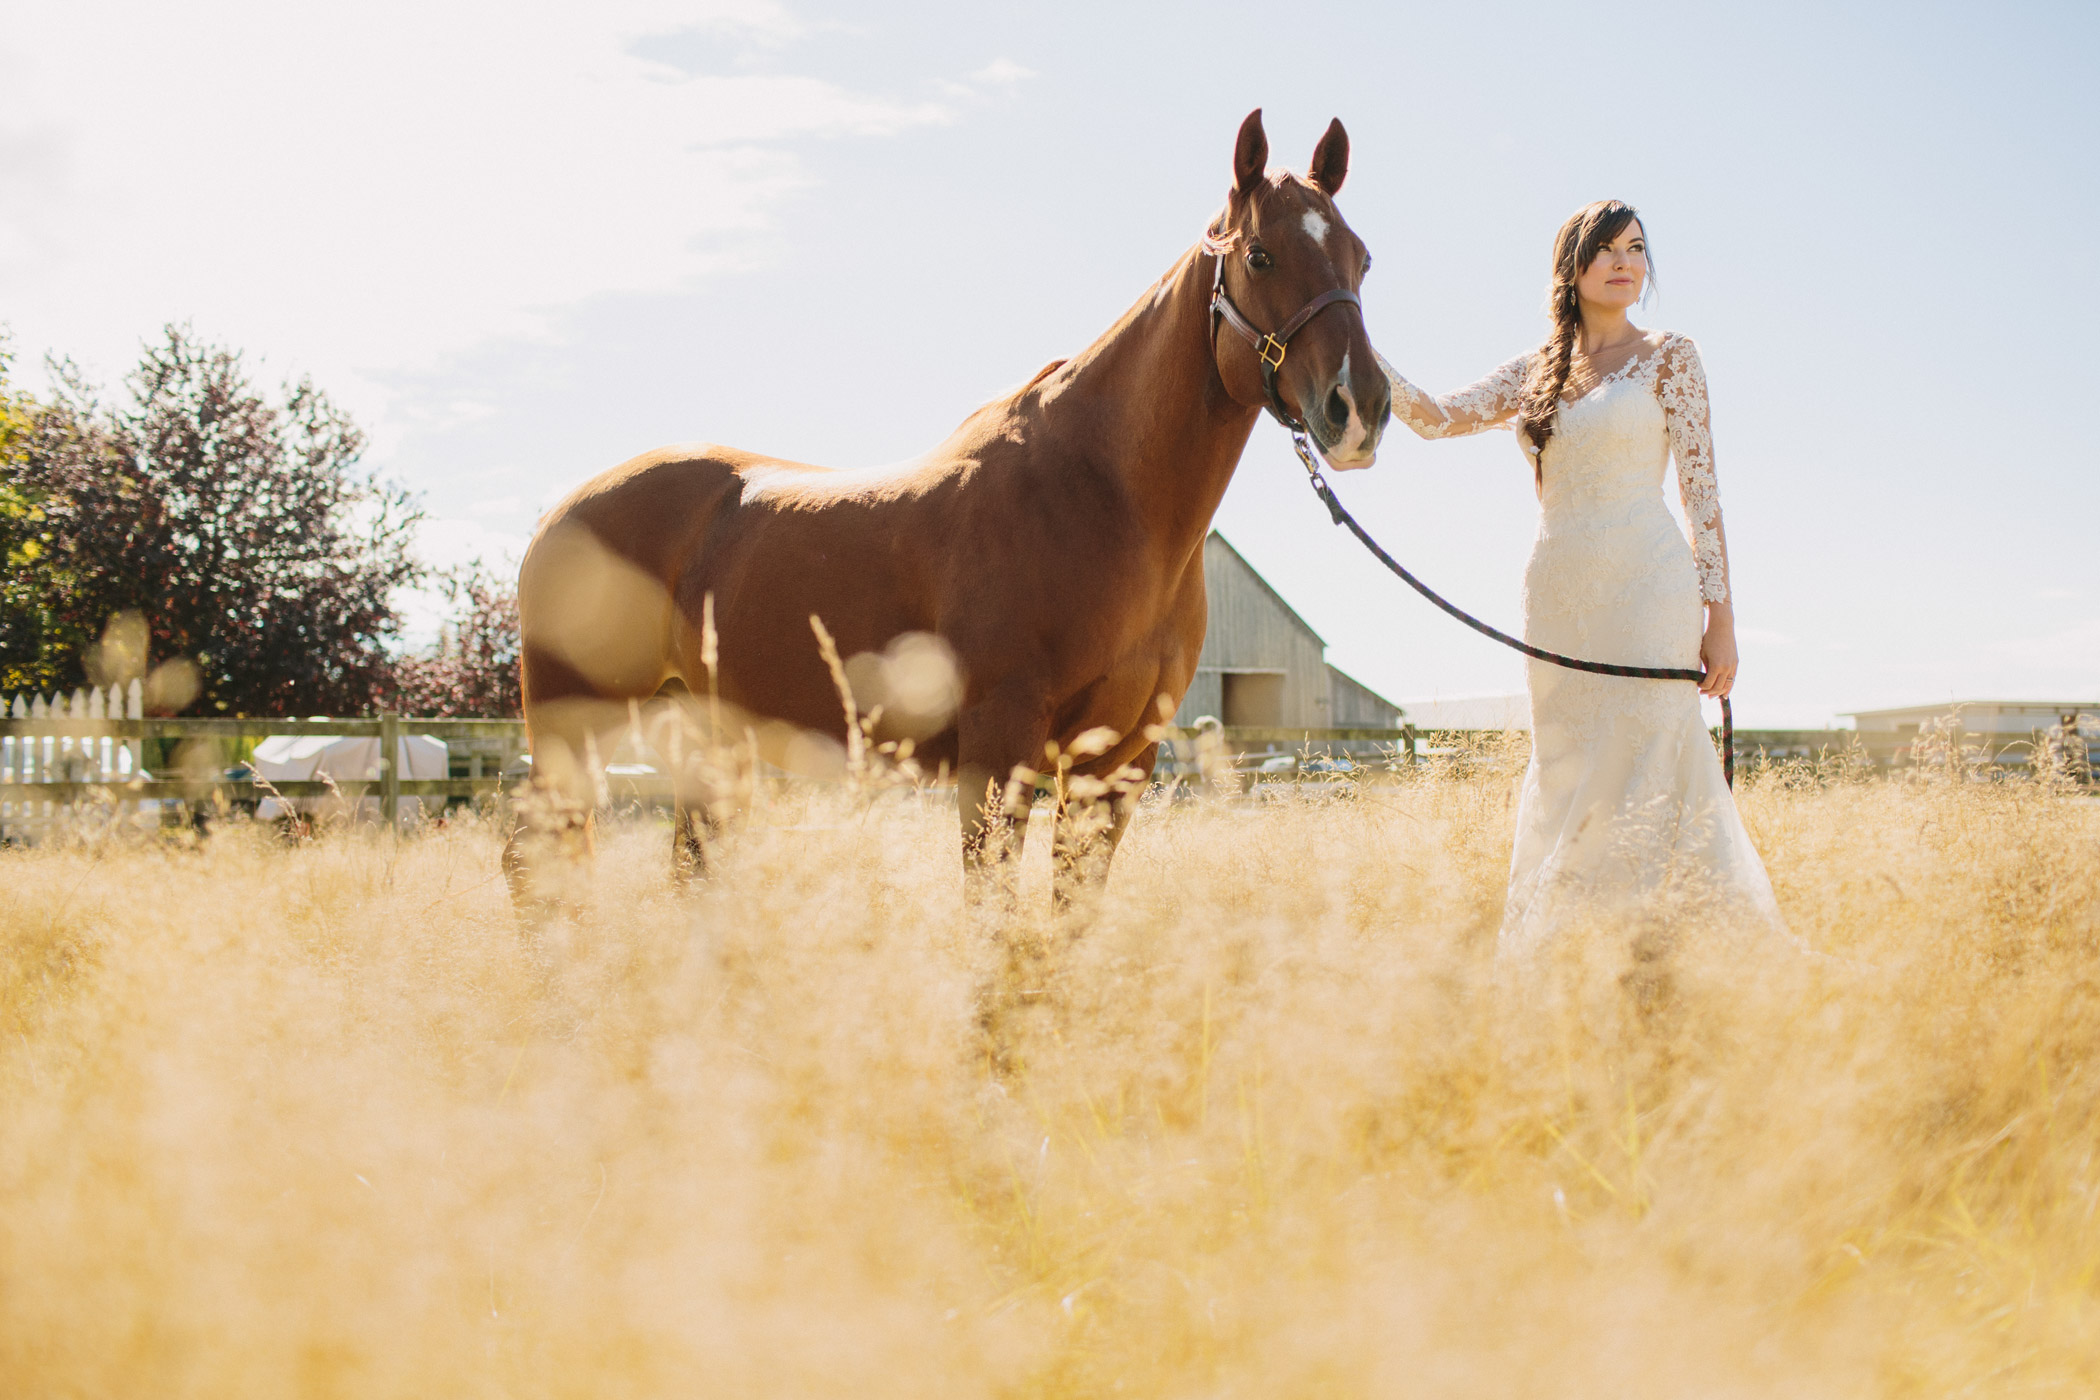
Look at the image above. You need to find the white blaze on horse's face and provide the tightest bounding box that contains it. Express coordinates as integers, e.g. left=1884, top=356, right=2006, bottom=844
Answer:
left=1288, top=198, right=1381, bottom=466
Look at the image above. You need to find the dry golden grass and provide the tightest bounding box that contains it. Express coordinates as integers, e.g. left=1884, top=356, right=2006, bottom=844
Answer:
left=3, top=758, right=2099, bottom=1397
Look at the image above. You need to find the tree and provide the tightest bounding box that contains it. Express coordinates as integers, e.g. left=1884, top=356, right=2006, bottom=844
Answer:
left=389, top=560, right=523, bottom=717
left=0, top=325, right=423, bottom=715
left=0, top=329, right=71, bottom=693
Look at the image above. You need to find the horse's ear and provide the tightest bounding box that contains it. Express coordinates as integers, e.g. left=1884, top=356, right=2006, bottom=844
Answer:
left=1310, top=118, right=1349, bottom=195
left=1233, top=109, right=1268, bottom=197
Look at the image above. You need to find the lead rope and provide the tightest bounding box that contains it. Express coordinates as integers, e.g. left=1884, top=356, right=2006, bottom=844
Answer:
left=1287, top=429, right=1734, bottom=788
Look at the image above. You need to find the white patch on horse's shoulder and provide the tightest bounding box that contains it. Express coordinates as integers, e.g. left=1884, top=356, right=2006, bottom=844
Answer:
left=743, top=456, right=926, bottom=503
left=1153, top=275, right=1173, bottom=308
left=738, top=466, right=799, bottom=500
left=1301, top=210, right=1330, bottom=242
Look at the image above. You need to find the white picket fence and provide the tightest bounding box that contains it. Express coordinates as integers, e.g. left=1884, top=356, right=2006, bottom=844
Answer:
left=3, top=681, right=149, bottom=787
left=1, top=697, right=533, bottom=842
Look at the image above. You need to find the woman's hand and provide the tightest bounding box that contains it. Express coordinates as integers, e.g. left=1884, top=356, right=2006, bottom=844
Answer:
left=1699, top=605, right=1738, bottom=697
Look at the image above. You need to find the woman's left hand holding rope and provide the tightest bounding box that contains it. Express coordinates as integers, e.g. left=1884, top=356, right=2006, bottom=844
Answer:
left=1700, top=604, right=1738, bottom=697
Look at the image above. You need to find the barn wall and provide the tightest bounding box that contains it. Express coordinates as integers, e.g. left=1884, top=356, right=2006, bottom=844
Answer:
left=1176, top=669, right=1223, bottom=725
left=1170, top=534, right=1331, bottom=729
left=1326, top=665, right=1403, bottom=728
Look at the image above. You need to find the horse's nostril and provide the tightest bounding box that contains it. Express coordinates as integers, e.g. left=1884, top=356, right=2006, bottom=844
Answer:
left=1325, top=386, right=1350, bottom=427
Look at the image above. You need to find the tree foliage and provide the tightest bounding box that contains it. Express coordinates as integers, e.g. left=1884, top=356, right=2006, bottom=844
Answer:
left=390, top=561, right=523, bottom=718
left=0, top=326, right=423, bottom=714
left=0, top=331, right=65, bottom=693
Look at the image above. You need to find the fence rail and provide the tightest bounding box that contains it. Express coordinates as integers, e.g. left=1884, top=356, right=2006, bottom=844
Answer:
left=2, top=684, right=535, bottom=835
left=1179, top=726, right=1410, bottom=745
left=0, top=779, right=508, bottom=801
left=0, top=717, right=530, bottom=739
left=4, top=690, right=1792, bottom=839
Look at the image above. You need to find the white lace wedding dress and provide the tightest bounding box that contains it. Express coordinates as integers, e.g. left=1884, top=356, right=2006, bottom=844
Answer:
left=1379, top=332, right=1783, bottom=957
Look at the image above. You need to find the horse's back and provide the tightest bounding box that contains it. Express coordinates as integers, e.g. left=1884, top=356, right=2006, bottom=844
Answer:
left=531, top=445, right=823, bottom=574
left=519, top=445, right=796, bottom=713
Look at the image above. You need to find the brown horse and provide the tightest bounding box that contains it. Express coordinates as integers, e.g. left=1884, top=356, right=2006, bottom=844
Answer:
left=510, top=109, right=1390, bottom=902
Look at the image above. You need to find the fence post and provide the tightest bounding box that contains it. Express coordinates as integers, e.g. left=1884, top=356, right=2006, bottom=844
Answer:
left=30, top=693, right=46, bottom=785
left=126, top=679, right=143, bottom=780
left=380, top=711, right=400, bottom=831
left=88, top=685, right=105, bottom=778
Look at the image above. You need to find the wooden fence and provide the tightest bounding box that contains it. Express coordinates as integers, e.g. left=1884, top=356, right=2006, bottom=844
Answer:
left=2, top=684, right=531, bottom=832
left=1, top=693, right=1427, bottom=818
left=2, top=689, right=1793, bottom=836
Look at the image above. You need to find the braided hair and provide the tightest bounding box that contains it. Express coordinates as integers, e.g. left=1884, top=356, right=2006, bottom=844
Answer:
left=1516, top=200, right=1647, bottom=488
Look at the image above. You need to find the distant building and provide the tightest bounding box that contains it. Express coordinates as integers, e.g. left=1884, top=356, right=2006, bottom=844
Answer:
left=1329, top=664, right=1403, bottom=728
left=1843, top=700, right=2098, bottom=773
left=1170, top=533, right=1402, bottom=730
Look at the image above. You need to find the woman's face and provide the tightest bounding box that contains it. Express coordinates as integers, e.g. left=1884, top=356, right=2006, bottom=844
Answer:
left=1575, top=221, right=1647, bottom=311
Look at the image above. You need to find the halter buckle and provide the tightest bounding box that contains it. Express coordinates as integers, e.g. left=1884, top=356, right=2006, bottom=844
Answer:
left=1255, top=334, right=1287, bottom=371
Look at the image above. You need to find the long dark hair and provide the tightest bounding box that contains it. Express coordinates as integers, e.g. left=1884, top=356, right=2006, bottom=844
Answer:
left=1515, top=200, right=1649, bottom=484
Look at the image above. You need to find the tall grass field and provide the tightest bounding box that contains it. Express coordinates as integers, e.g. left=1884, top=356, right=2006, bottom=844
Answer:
left=4, top=751, right=2098, bottom=1396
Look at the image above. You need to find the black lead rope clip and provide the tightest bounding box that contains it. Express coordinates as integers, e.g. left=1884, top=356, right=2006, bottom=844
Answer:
left=1288, top=427, right=1735, bottom=788
left=1290, top=432, right=1348, bottom=526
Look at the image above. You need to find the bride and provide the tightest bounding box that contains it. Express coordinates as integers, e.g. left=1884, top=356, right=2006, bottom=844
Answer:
left=1364, top=199, right=1782, bottom=956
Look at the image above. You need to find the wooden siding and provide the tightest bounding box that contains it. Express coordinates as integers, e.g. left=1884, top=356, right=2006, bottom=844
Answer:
left=1326, top=665, right=1402, bottom=728
left=1170, top=533, right=1398, bottom=730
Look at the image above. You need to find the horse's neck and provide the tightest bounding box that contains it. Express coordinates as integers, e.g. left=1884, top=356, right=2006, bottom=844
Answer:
left=1056, top=245, right=1258, bottom=559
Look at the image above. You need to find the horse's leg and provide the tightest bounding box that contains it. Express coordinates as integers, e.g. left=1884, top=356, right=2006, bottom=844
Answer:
left=654, top=690, right=718, bottom=886
left=1051, top=741, right=1158, bottom=914
left=670, top=761, right=735, bottom=885
left=956, top=761, right=1036, bottom=913
left=671, top=793, right=707, bottom=885
left=957, top=702, right=1052, bottom=1073
left=956, top=697, right=1050, bottom=912
left=504, top=690, right=627, bottom=913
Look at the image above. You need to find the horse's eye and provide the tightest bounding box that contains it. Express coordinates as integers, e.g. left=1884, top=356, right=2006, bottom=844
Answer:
left=1247, top=247, right=1273, bottom=271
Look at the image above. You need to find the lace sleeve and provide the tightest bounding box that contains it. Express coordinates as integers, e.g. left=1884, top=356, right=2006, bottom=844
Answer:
left=1657, top=334, right=1730, bottom=603
left=1374, top=350, right=1529, bottom=439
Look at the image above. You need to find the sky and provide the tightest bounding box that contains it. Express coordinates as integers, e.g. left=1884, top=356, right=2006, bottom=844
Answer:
left=3, top=0, right=2094, bottom=728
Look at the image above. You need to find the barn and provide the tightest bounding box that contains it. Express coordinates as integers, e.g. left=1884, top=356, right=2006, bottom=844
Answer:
left=1170, top=533, right=1401, bottom=730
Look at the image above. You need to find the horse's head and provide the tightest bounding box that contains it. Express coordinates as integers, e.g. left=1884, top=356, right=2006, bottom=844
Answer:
left=1208, top=109, right=1390, bottom=467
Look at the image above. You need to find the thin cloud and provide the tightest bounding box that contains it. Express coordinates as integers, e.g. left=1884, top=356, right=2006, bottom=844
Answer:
left=0, top=1, right=949, bottom=402
left=971, top=58, right=1036, bottom=87
left=940, top=57, right=1037, bottom=100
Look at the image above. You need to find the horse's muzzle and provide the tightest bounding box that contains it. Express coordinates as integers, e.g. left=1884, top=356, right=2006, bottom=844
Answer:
left=1314, top=360, right=1392, bottom=466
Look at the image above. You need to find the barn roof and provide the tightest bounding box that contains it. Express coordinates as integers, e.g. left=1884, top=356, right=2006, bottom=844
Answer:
left=1207, top=532, right=1325, bottom=647
left=1326, top=662, right=1402, bottom=711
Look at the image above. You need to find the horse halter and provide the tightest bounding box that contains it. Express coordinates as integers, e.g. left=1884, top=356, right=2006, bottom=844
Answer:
left=1207, top=236, right=1363, bottom=436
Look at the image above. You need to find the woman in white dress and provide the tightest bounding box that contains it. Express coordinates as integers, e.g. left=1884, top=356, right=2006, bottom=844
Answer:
left=1370, top=200, right=1782, bottom=956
